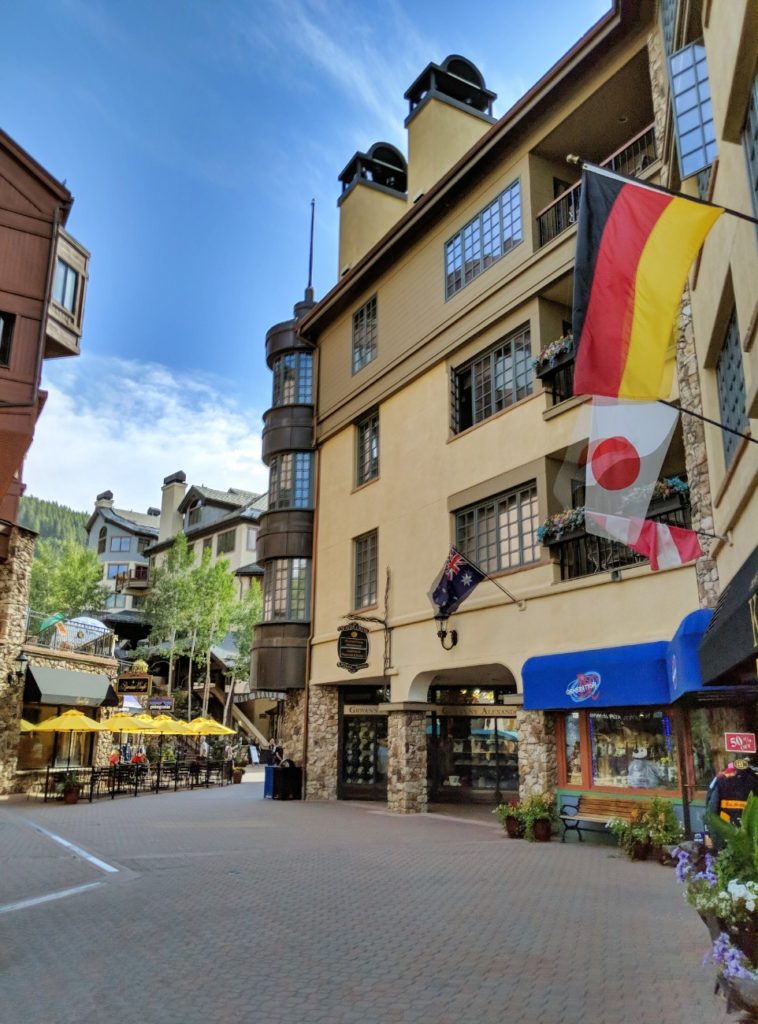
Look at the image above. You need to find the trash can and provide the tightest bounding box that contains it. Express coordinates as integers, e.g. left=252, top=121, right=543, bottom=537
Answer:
left=263, top=764, right=276, bottom=798
left=273, top=761, right=302, bottom=800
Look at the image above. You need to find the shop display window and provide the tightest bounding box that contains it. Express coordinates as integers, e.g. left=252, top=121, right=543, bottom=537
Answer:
left=689, top=706, right=757, bottom=789
left=341, top=717, right=388, bottom=788
left=430, top=715, right=518, bottom=796
left=563, top=712, right=582, bottom=785
left=16, top=705, right=95, bottom=770
left=589, top=710, right=678, bottom=790
left=430, top=686, right=516, bottom=706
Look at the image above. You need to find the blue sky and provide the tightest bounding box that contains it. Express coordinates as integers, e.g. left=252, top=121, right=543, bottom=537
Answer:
left=3, top=0, right=609, bottom=511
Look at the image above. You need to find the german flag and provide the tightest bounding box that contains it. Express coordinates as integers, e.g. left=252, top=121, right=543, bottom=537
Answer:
left=572, top=166, right=722, bottom=400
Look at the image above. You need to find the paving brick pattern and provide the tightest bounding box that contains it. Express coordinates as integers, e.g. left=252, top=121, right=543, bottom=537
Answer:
left=1, top=782, right=732, bottom=1024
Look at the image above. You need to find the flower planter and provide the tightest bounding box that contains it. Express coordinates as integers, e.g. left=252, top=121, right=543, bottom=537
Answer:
left=232, top=770, right=245, bottom=784
left=535, top=349, right=575, bottom=379
left=532, top=818, right=552, bottom=842
left=504, top=815, right=523, bottom=839
left=63, top=786, right=80, bottom=805
left=697, top=911, right=723, bottom=942
left=629, top=840, right=651, bottom=861
left=541, top=527, right=586, bottom=547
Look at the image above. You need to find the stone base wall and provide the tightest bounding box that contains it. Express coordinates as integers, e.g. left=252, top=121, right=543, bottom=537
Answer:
left=516, top=709, right=557, bottom=800
left=305, top=684, right=339, bottom=800
left=280, top=688, right=306, bottom=765
left=0, top=527, right=36, bottom=794
left=387, top=710, right=427, bottom=814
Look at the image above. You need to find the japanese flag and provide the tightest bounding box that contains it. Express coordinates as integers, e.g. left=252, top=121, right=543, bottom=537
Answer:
left=585, top=398, right=678, bottom=535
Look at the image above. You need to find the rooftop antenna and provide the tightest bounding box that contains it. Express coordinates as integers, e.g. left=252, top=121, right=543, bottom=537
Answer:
left=305, top=198, right=315, bottom=303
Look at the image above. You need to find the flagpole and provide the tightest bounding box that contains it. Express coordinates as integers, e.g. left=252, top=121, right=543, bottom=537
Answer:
left=567, top=156, right=758, bottom=227
left=657, top=398, right=757, bottom=447
left=455, top=550, right=526, bottom=611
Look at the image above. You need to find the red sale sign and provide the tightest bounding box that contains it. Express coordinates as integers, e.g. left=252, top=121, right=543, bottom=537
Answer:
left=725, top=732, right=757, bottom=754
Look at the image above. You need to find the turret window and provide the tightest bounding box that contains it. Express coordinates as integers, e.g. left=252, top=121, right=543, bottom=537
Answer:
left=263, top=558, right=310, bottom=621
left=352, top=296, right=377, bottom=374
left=272, top=351, right=312, bottom=405
left=269, top=452, right=313, bottom=509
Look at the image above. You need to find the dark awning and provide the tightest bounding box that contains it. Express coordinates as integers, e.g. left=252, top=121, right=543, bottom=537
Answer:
left=699, top=546, right=758, bottom=685
left=24, top=666, right=119, bottom=708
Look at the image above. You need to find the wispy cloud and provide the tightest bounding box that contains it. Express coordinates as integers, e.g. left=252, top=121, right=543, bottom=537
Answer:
left=24, top=354, right=268, bottom=513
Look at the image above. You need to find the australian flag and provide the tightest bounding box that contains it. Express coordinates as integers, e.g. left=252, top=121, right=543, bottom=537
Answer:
left=430, top=548, right=486, bottom=617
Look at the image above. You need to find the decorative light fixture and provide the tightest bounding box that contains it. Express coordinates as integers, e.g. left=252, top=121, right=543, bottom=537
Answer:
left=434, top=612, right=458, bottom=651
left=8, top=650, right=28, bottom=685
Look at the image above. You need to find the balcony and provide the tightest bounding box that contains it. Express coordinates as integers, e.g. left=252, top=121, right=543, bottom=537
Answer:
left=25, top=611, right=115, bottom=657
left=117, top=566, right=150, bottom=593
left=45, top=228, right=89, bottom=358
left=543, top=495, right=692, bottom=582
left=534, top=334, right=575, bottom=407
left=536, top=124, right=658, bottom=249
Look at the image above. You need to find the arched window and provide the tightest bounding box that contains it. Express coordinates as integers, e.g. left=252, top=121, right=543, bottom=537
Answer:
left=97, top=526, right=107, bottom=555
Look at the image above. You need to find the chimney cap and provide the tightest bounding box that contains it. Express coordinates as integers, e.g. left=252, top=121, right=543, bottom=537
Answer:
left=405, top=55, right=496, bottom=117
left=96, top=490, right=114, bottom=502
left=147, top=507, right=161, bottom=516
left=162, top=471, right=187, bottom=486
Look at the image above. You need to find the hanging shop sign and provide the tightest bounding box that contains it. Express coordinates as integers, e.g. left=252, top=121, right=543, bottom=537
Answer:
left=337, top=623, right=369, bottom=673
left=343, top=705, right=388, bottom=716
left=241, top=690, right=287, bottom=701
left=147, top=697, right=174, bottom=712
left=725, top=732, right=756, bottom=754
left=117, top=674, right=151, bottom=695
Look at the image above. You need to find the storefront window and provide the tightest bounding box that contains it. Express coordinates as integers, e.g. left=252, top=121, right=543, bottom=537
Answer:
left=341, top=717, right=388, bottom=789
left=564, top=712, right=582, bottom=785
left=430, top=714, right=518, bottom=799
left=430, top=686, right=515, bottom=705
left=689, top=705, right=757, bottom=789
left=17, top=705, right=95, bottom=769
left=589, top=710, right=678, bottom=790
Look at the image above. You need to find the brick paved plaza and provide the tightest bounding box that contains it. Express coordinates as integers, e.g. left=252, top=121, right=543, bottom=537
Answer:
left=1, top=776, right=731, bottom=1024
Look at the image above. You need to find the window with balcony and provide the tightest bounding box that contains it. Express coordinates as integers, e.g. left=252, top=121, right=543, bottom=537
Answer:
left=272, top=351, right=313, bottom=405
left=217, top=529, right=236, bottom=555
left=53, top=258, right=78, bottom=313
left=106, top=563, right=128, bottom=580
left=97, top=527, right=107, bottom=555
left=263, top=558, right=310, bottom=621
left=354, top=530, right=378, bottom=609
left=0, top=311, right=15, bottom=367
left=744, top=73, right=758, bottom=219
left=452, top=325, right=532, bottom=433
left=352, top=296, right=377, bottom=374
left=110, top=536, right=131, bottom=552
left=716, top=310, right=749, bottom=467
left=668, top=42, right=716, bottom=179
left=356, top=412, right=379, bottom=485
left=445, top=180, right=522, bottom=299
left=455, top=483, right=539, bottom=573
left=269, top=452, right=313, bottom=509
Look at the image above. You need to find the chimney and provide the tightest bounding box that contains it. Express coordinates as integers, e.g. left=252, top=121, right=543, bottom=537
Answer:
left=337, top=143, right=408, bottom=276
left=95, top=490, right=114, bottom=509
left=404, top=56, right=496, bottom=204
left=158, top=471, right=186, bottom=543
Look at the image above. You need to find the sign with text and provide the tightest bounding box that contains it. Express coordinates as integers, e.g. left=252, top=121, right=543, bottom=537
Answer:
left=337, top=623, right=369, bottom=673
left=147, top=697, right=174, bottom=712
left=243, top=690, right=287, bottom=701
left=117, top=675, right=151, bottom=695
left=343, top=705, right=388, bottom=716
left=725, top=732, right=756, bottom=754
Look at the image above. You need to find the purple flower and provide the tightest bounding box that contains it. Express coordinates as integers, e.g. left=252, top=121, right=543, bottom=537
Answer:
left=706, top=934, right=753, bottom=979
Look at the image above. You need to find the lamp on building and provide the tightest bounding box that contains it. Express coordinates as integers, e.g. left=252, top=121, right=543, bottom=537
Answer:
left=434, top=612, right=458, bottom=651
left=8, top=650, right=28, bottom=685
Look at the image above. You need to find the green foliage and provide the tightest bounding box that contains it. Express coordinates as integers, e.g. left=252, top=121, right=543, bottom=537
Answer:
left=143, top=533, right=195, bottom=693
left=56, top=772, right=81, bottom=793
left=29, top=539, right=108, bottom=617
left=608, top=799, right=683, bottom=856
left=231, top=580, right=263, bottom=682
left=495, top=793, right=555, bottom=841
left=18, top=495, right=87, bottom=547
left=707, top=794, right=758, bottom=886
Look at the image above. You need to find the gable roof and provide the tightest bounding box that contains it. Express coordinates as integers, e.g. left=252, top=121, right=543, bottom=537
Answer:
left=86, top=506, right=160, bottom=537
left=177, top=485, right=261, bottom=514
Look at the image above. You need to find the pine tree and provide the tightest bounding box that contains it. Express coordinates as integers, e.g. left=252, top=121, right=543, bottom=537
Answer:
left=18, top=495, right=87, bottom=547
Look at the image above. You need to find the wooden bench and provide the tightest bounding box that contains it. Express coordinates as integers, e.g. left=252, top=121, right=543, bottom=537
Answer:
left=560, top=795, right=636, bottom=842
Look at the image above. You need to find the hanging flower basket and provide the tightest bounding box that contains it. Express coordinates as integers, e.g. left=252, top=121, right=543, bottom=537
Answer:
left=533, top=334, right=574, bottom=377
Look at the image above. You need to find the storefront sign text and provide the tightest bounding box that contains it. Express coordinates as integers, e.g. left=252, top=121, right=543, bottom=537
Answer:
left=725, top=732, right=756, bottom=754
left=337, top=623, right=369, bottom=673
left=117, top=675, right=151, bottom=695
left=147, top=697, right=174, bottom=712
left=434, top=706, right=518, bottom=718
left=343, top=704, right=387, bottom=716
left=566, top=672, right=601, bottom=703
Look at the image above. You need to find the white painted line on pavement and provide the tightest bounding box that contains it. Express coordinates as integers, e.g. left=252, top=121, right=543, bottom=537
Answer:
left=0, top=882, right=103, bottom=915
left=23, top=820, right=119, bottom=874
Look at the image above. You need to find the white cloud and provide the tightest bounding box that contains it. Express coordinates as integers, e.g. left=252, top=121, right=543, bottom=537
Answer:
left=24, top=354, right=269, bottom=513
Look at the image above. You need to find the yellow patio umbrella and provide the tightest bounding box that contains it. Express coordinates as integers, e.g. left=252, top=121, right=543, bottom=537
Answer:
left=187, top=716, right=236, bottom=736
left=99, top=713, right=158, bottom=733
left=33, top=708, right=105, bottom=768
left=19, top=718, right=36, bottom=733
left=147, top=714, right=197, bottom=736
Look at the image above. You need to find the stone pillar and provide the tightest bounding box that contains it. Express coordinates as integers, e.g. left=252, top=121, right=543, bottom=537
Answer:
left=305, top=684, right=339, bottom=800
left=646, top=28, right=667, bottom=165
left=0, top=526, right=36, bottom=794
left=516, top=709, right=557, bottom=800
left=280, top=688, right=306, bottom=765
left=387, top=709, right=427, bottom=814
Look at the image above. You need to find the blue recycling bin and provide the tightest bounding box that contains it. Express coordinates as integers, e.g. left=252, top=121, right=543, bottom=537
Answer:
left=263, top=764, right=275, bottom=798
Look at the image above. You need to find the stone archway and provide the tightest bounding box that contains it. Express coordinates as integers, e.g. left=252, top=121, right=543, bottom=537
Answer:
left=407, top=663, right=517, bottom=703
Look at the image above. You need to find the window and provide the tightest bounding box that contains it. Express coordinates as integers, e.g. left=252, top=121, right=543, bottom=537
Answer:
left=563, top=712, right=582, bottom=785
left=106, top=563, right=128, bottom=580
left=269, top=452, right=313, bottom=509
left=589, top=710, right=678, bottom=790
left=445, top=180, right=522, bottom=299
left=131, top=595, right=146, bottom=610
left=246, top=527, right=257, bottom=552
left=263, top=558, right=310, bottom=621
left=0, top=311, right=15, bottom=367
left=97, top=527, right=107, bottom=555
left=104, top=594, right=126, bottom=609
left=453, top=325, right=533, bottom=433
left=137, top=537, right=149, bottom=554
left=668, top=42, right=716, bottom=179
left=110, top=536, right=130, bottom=552
left=744, top=73, right=758, bottom=219
left=217, top=530, right=235, bottom=555
left=53, top=258, right=78, bottom=312
left=356, top=412, right=379, bottom=485
left=455, top=483, right=539, bottom=573
left=354, top=530, right=378, bottom=609
left=352, top=296, right=377, bottom=374
left=716, top=310, right=749, bottom=467
left=187, top=500, right=202, bottom=527
left=272, top=351, right=312, bottom=405
left=660, top=0, right=677, bottom=57
left=203, top=538, right=212, bottom=553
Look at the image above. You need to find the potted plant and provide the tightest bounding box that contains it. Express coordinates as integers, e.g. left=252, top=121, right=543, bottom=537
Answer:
left=644, top=797, right=684, bottom=862
left=533, top=333, right=574, bottom=377
left=232, top=762, right=246, bottom=784
left=493, top=801, right=524, bottom=838
left=57, top=772, right=81, bottom=805
left=537, top=507, right=586, bottom=545
left=608, top=805, right=652, bottom=859
left=520, top=792, right=555, bottom=842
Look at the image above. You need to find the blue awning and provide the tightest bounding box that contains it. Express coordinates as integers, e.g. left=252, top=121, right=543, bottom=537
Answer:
left=522, top=609, right=713, bottom=711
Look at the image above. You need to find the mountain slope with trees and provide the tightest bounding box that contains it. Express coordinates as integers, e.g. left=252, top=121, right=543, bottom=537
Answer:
left=18, top=495, right=88, bottom=546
